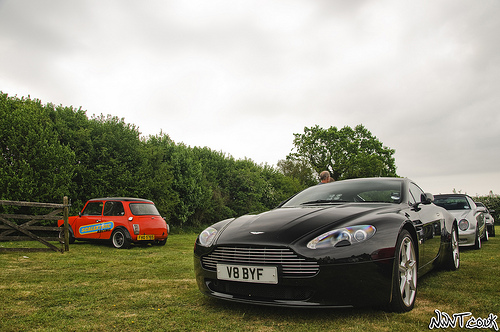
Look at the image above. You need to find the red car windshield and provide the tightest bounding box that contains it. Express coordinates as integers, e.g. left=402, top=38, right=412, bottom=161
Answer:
left=129, top=203, right=160, bottom=216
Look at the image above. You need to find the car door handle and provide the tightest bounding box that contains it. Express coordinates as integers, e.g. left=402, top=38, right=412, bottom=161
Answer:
left=96, top=220, right=101, bottom=222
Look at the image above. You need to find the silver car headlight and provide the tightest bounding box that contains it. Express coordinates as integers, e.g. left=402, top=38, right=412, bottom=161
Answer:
left=307, top=225, right=376, bottom=249
left=458, top=219, right=469, bottom=231
left=198, top=226, right=218, bottom=247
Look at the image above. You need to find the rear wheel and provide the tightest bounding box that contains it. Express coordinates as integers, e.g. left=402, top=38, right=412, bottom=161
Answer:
left=112, top=228, right=131, bottom=249
left=156, top=239, right=167, bottom=246
left=390, top=230, right=417, bottom=312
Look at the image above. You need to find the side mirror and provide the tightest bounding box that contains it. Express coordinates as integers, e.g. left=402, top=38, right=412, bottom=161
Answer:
left=411, top=193, right=433, bottom=211
left=422, top=193, right=434, bottom=205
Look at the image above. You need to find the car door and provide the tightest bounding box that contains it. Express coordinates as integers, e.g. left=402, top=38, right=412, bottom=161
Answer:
left=74, top=201, right=104, bottom=239
left=100, top=200, right=126, bottom=240
left=408, top=183, right=442, bottom=271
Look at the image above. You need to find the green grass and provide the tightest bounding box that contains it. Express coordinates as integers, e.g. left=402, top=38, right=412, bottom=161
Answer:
left=1, top=228, right=499, bottom=332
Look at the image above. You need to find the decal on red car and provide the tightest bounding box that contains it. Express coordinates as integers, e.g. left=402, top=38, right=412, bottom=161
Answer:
left=79, top=221, right=114, bottom=235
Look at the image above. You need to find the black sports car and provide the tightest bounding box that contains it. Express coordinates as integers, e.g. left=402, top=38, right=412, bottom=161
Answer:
left=194, top=177, right=460, bottom=312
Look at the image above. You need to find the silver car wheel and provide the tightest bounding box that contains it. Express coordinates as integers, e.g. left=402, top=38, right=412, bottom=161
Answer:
left=111, top=229, right=131, bottom=249
left=113, top=231, right=124, bottom=247
left=398, top=235, right=417, bottom=308
left=474, top=229, right=482, bottom=250
left=451, top=226, right=460, bottom=269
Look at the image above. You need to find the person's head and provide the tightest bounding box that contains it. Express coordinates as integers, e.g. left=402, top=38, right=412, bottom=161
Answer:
left=319, top=171, right=331, bottom=183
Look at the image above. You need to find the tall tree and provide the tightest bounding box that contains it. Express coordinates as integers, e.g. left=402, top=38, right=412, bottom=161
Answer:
left=136, top=133, right=177, bottom=221
left=276, top=157, right=316, bottom=187
left=289, top=124, right=397, bottom=181
left=0, top=94, right=74, bottom=204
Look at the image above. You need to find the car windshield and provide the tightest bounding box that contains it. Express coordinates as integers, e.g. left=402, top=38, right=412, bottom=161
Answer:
left=281, top=178, right=403, bottom=207
left=129, top=203, right=161, bottom=216
left=434, top=196, right=470, bottom=210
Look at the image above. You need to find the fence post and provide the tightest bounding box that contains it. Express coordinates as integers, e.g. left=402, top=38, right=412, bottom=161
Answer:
left=63, top=196, right=69, bottom=252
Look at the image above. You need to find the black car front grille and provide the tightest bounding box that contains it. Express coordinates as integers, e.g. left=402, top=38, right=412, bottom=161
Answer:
left=201, top=246, right=319, bottom=278
left=206, top=279, right=314, bottom=301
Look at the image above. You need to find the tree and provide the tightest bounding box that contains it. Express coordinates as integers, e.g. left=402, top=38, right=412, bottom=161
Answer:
left=0, top=94, right=75, bottom=205
left=276, top=157, right=316, bottom=188
left=259, top=163, right=305, bottom=207
left=136, top=133, right=177, bottom=222
left=474, top=193, right=500, bottom=222
left=3, top=93, right=342, bottom=229
left=157, top=140, right=211, bottom=227
left=289, top=124, right=397, bottom=181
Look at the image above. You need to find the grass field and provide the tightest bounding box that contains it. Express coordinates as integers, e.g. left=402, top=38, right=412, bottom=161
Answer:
left=1, top=227, right=499, bottom=332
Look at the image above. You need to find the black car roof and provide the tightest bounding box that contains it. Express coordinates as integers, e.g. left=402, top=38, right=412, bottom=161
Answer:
left=88, top=197, right=154, bottom=203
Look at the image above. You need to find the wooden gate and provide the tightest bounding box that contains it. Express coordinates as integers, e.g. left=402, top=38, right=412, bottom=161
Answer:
left=0, top=197, right=70, bottom=253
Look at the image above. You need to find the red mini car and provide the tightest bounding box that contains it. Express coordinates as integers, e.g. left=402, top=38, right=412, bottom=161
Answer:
left=58, top=197, right=169, bottom=249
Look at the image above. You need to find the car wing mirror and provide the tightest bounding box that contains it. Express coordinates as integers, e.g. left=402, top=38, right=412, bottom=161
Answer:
left=411, top=193, right=434, bottom=211
left=421, top=193, right=434, bottom=205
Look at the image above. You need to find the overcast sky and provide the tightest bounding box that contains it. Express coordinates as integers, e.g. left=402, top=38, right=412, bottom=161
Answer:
left=1, top=0, right=499, bottom=196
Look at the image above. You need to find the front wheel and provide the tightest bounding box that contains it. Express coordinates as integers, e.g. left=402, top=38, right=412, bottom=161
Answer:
left=389, top=230, right=417, bottom=312
left=59, top=229, right=75, bottom=244
left=444, top=225, right=460, bottom=271
left=111, top=229, right=131, bottom=249
left=483, top=227, right=489, bottom=242
left=473, top=229, right=482, bottom=250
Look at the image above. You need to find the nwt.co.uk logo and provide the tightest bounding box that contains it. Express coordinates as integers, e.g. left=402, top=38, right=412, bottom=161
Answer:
left=79, top=221, right=114, bottom=235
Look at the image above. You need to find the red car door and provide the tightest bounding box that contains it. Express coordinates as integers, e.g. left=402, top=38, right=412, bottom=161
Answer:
left=74, top=200, right=105, bottom=239
left=99, top=200, right=127, bottom=240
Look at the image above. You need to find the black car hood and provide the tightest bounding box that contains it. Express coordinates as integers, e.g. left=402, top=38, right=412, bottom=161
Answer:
left=215, top=203, right=395, bottom=246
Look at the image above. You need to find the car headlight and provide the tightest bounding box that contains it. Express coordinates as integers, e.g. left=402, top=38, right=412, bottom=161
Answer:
left=307, top=225, right=376, bottom=249
left=458, top=219, right=469, bottom=231
left=198, top=226, right=218, bottom=247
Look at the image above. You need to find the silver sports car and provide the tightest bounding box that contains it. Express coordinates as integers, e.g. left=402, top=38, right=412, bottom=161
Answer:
left=434, top=194, right=487, bottom=249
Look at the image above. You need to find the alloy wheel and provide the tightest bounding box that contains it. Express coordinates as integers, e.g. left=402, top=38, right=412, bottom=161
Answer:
left=398, top=236, right=417, bottom=307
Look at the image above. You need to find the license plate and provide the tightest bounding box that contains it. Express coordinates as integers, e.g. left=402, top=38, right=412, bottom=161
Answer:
left=217, top=264, right=278, bottom=284
left=137, top=234, right=155, bottom=240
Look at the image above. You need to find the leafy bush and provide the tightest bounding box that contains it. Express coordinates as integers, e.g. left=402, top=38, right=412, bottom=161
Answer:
left=0, top=92, right=303, bottom=229
left=474, top=194, right=500, bottom=222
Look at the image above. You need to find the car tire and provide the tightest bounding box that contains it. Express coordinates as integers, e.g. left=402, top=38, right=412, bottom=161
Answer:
left=390, top=229, right=417, bottom=312
left=156, top=239, right=167, bottom=246
left=111, top=228, right=131, bottom=249
left=473, top=229, right=481, bottom=250
left=444, top=225, right=460, bottom=271
left=491, top=225, right=496, bottom=237
left=483, top=227, right=489, bottom=242
left=59, top=229, right=75, bottom=244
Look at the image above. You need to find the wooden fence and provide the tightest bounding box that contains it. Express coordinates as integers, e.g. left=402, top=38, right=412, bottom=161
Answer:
left=0, top=197, right=70, bottom=253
